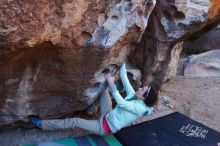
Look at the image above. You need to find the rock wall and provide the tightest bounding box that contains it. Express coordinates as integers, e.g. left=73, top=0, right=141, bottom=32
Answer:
left=0, top=0, right=220, bottom=127
left=208, top=0, right=220, bottom=20
left=183, top=24, right=220, bottom=54
left=181, top=0, right=220, bottom=54
left=0, top=0, right=156, bottom=126
left=129, top=0, right=219, bottom=84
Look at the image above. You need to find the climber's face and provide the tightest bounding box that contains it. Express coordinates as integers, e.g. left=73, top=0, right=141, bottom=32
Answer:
left=135, top=85, right=149, bottom=100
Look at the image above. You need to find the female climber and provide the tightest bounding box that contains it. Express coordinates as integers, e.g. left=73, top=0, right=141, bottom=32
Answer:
left=29, top=63, right=160, bottom=135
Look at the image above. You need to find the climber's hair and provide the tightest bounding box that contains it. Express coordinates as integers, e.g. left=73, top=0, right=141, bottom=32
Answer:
left=143, top=82, right=160, bottom=107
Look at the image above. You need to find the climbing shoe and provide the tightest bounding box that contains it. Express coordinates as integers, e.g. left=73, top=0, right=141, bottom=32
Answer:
left=28, top=115, right=42, bottom=128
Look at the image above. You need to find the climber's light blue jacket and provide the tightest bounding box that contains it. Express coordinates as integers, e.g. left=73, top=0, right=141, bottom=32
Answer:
left=105, top=63, right=154, bottom=133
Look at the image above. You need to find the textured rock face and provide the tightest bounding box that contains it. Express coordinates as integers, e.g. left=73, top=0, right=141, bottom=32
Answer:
left=0, top=0, right=155, bottom=49
left=129, top=0, right=218, bottom=84
left=184, top=50, right=220, bottom=77
left=0, top=0, right=156, bottom=126
left=183, top=24, right=220, bottom=54
left=208, top=0, right=220, bottom=20
left=0, top=0, right=219, bottom=127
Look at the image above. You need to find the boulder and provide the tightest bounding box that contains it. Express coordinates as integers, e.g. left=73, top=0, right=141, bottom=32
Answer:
left=208, top=0, right=220, bottom=20
left=0, top=0, right=156, bottom=126
left=0, top=0, right=220, bottom=127
left=184, top=50, right=220, bottom=77
left=129, top=0, right=220, bottom=84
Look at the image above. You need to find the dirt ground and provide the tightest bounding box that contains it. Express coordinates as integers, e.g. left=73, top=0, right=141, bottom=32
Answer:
left=0, top=75, right=220, bottom=146
left=159, top=76, right=220, bottom=132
